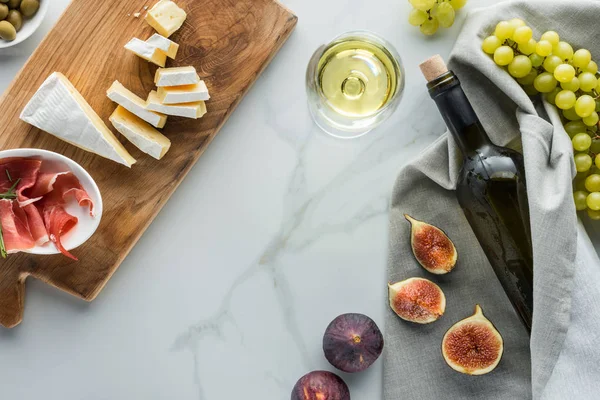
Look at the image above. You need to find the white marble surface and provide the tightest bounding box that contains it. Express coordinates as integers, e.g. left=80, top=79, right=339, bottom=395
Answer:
left=0, top=0, right=546, bottom=399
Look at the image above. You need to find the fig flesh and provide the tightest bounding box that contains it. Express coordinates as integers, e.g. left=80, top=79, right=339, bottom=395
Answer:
left=388, top=278, right=446, bottom=324
left=291, top=370, right=350, bottom=400
left=405, top=214, right=457, bottom=274
left=442, top=304, right=504, bottom=375
left=323, top=313, right=384, bottom=373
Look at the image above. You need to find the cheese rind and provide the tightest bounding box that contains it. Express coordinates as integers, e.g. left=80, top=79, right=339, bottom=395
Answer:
left=146, top=90, right=207, bottom=118
left=146, top=33, right=179, bottom=59
left=154, top=66, right=199, bottom=87
left=20, top=72, right=136, bottom=167
left=124, top=38, right=167, bottom=67
left=107, top=81, right=167, bottom=128
left=145, top=0, right=187, bottom=38
left=157, top=81, right=210, bottom=104
left=110, top=106, right=171, bottom=160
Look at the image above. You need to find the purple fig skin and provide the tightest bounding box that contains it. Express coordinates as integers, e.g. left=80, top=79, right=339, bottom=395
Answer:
left=291, top=371, right=351, bottom=400
left=323, top=313, right=384, bottom=373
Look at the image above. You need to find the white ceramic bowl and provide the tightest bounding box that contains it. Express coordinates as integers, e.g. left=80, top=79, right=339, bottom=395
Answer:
left=0, top=0, right=49, bottom=49
left=0, top=148, right=102, bottom=255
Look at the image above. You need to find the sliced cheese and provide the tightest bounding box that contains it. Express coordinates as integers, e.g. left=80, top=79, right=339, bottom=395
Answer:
left=20, top=72, right=136, bottom=167
left=107, top=81, right=167, bottom=128
left=124, top=38, right=167, bottom=67
left=145, top=0, right=187, bottom=38
left=157, top=81, right=210, bottom=104
left=146, top=90, right=206, bottom=118
left=154, top=66, right=199, bottom=87
left=146, top=33, right=179, bottom=59
left=110, top=106, right=171, bottom=160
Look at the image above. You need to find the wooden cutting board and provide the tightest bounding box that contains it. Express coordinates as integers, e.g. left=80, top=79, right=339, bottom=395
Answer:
left=0, top=0, right=297, bottom=327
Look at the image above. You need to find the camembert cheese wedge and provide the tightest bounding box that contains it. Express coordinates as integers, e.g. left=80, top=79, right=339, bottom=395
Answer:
left=157, top=81, right=210, bottom=104
left=107, top=81, right=167, bottom=128
left=146, top=90, right=206, bottom=119
left=146, top=34, right=179, bottom=59
left=110, top=106, right=171, bottom=160
left=154, top=66, right=199, bottom=87
left=124, top=38, right=167, bottom=67
left=20, top=72, right=136, bottom=167
left=145, top=0, right=187, bottom=38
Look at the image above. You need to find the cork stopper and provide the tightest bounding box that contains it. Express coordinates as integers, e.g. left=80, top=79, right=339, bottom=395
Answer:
left=419, top=55, right=448, bottom=82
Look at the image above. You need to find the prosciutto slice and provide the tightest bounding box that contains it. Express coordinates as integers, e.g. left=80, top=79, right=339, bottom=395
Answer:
left=0, top=199, right=35, bottom=253
left=43, top=206, right=78, bottom=261
left=0, top=158, right=43, bottom=207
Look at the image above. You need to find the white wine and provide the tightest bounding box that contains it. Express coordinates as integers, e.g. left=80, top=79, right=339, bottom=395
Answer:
left=317, top=38, right=401, bottom=118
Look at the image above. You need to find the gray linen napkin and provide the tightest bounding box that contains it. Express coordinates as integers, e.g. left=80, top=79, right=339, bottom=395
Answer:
left=384, top=1, right=600, bottom=399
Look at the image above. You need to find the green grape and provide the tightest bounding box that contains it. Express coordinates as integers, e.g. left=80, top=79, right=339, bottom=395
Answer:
left=585, top=61, right=598, bottom=75
left=430, top=4, right=438, bottom=17
left=575, top=153, right=593, bottom=172
left=564, top=120, right=588, bottom=137
left=575, top=95, right=596, bottom=118
left=543, top=55, right=563, bottom=73
left=512, top=26, right=533, bottom=45
left=561, top=77, right=580, bottom=92
left=574, top=172, right=589, bottom=191
left=574, top=190, right=589, bottom=211
left=545, top=87, right=562, bottom=105
left=529, top=53, right=544, bottom=67
left=578, top=72, right=597, bottom=92
left=436, top=2, right=455, bottom=28
left=518, top=38, right=536, bottom=55
left=420, top=18, right=439, bottom=35
left=449, top=0, right=468, bottom=9
left=587, top=192, right=600, bottom=210
left=508, top=18, right=526, bottom=28
left=554, top=64, right=576, bottom=83
left=535, top=40, right=553, bottom=57
left=585, top=174, right=600, bottom=192
left=555, top=90, right=576, bottom=110
left=587, top=208, right=600, bottom=220
left=563, top=107, right=581, bottom=121
left=482, top=36, right=502, bottom=54
left=494, top=21, right=515, bottom=41
left=583, top=112, right=599, bottom=127
left=541, top=31, right=560, bottom=46
left=408, top=8, right=429, bottom=26
left=494, top=46, right=514, bottom=66
left=533, top=72, right=558, bottom=93
left=573, top=49, right=592, bottom=69
left=554, top=41, right=574, bottom=61
left=596, top=154, right=600, bottom=169
left=508, top=55, right=532, bottom=78
left=573, top=132, right=592, bottom=151
left=517, top=69, right=538, bottom=86
left=410, top=0, right=436, bottom=11
left=523, top=84, right=539, bottom=96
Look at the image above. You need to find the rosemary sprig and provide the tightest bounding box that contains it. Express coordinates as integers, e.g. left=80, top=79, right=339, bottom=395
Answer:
left=5, top=169, right=11, bottom=182
left=0, top=222, right=6, bottom=259
left=0, top=177, right=21, bottom=259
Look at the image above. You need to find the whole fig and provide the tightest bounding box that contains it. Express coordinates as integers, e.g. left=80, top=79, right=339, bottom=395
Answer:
left=291, top=370, right=350, bottom=400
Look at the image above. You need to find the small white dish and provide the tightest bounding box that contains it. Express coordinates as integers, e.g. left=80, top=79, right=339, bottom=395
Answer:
left=0, top=0, right=49, bottom=49
left=0, top=148, right=102, bottom=255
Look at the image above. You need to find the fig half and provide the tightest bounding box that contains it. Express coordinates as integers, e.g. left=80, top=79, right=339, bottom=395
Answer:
left=442, top=305, right=504, bottom=375
left=388, top=278, right=446, bottom=324
left=405, top=214, right=457, bottom=274
left=291, top=370, right=351, bottom=400
left=323, top=313, right=384, bottom=373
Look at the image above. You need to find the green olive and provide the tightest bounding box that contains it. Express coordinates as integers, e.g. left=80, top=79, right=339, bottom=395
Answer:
left=7, top=0, right=20, bottom=9
left=19, top=0, right=37, bottom=17
left=0, top=20, right=16, bottom=41
left=6, top=9, right=22, bottom=31
left=0, top=4, right=8, bottom=19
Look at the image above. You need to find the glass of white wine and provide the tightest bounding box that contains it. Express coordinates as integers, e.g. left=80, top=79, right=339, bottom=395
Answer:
left=306, top=31, right=405, bottom=139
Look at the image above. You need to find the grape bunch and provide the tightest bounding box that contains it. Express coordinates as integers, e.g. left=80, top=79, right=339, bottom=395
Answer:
left=408, top=0, right=467, bottom=36
left=482, top=19, right=600, bottom=220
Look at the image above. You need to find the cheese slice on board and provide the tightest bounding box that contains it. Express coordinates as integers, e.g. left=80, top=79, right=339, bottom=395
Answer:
left=146, top=90, right=206, bottom=118
left=107, top=81, right=167, bottom=128
left=20, top=72, right=136, bottom=167
left=154, top=66, right=199, bottom=87
left=145, top=0, right=187, bottom=38
left=146, top=34, right=179, bottom=59
left=157, top=81, right=210, bottom=104
left=110, top=106, right=171, bottom=160
left=124, top=38, right=167, bottom=67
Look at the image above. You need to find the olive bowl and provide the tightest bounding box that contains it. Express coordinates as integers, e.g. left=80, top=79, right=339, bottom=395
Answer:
left=0, top=0, right=48, bottom=49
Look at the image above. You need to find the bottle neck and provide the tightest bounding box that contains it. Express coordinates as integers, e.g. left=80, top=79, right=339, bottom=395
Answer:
left=427, top=71, right=492, bottom=157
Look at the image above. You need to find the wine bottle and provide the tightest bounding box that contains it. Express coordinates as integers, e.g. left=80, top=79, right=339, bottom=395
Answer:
left=420, top=55, right=533, bottom=332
